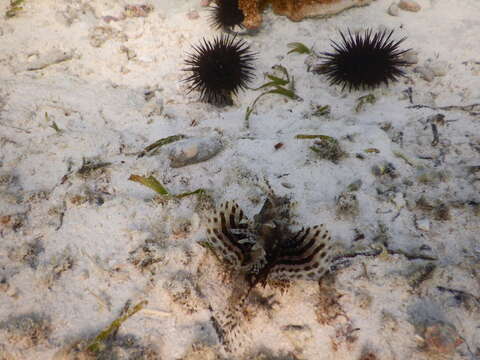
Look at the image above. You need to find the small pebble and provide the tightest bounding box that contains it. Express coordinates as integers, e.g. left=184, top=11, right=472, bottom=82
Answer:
left=281, top=182, right=294, bottom=189
left=168, top=136, right=223, bottom=168
left=388, top=2, right=400, bottom=16
left=121, top=46, right=137, bottom=60
left=191, top=213, right=201, bottom=232
left=6, top=285, right=18, bottom=298
left=399, top=0, right=421, bottom=12
left=414, top=66, right=435, bottom=82
left=416, top=218, right=430, bottom=231
left=428, top=61, right=448, bottom=77
left=0, top=280, right=9, bottom=292
left=393, top=192, right=406, bottom=209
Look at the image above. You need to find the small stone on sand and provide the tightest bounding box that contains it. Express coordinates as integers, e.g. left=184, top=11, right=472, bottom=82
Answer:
left=168, top=136, right=223, bottom=168
left=416, top=218, right=430, bottom=231
left=388, top=2, right=400, bottom=16
left=414, top=66, right=435, bottom=82
left=428, top=61, right=449, bottom=77
left=399, top=0, right=421, bottom=12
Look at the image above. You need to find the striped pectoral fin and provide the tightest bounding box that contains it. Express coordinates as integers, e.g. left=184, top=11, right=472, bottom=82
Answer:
left=205, top=201, right=250, bottom=268
left=268, top=224, right=335, bottom=281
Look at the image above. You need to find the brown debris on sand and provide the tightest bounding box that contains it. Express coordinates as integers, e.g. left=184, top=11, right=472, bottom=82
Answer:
left=239, top=0, right=375, bottom=28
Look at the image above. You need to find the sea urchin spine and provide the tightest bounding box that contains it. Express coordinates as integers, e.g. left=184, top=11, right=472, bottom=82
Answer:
left=209, top=0, right=245, bottom=31
left=318, top=29, right=411, bottom=91
left=183, top=34, right=256, bottom=106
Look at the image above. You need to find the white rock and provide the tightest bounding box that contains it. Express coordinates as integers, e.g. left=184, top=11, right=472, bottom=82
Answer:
left=168, top=136, right=223, bottom=168
left=416, top=218, right=430, bottom=231
left=414, top=66, right=435, bottom=82
left=399, top=0, right=421, bottom=12
left=388, top=3, right=400, bottom=16
left=428, top=61, right=448, bottom=77
left=6, top=285, right=18, bottom=297
left=281, top=182, right=294, bottom=189
left=191, top=213, right=201, bottom=232
left=393, top=193, right=406, bottom=209
left=401, top=50, right=419, bottom=65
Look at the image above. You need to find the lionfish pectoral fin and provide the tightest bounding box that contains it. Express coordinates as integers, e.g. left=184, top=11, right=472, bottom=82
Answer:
left=205, top=200, right=250, bottom=268
left=268, top=224, right=335, bottom=281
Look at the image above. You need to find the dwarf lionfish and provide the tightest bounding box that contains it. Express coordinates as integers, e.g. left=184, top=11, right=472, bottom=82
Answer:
left=204, top=183, right=336, bottom=351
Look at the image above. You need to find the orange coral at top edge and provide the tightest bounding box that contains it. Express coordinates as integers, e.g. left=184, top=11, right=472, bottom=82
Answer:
left=239, top=0, right=375, bottom=28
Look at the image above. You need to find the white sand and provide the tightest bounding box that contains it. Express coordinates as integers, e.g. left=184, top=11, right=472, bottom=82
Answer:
left=0, top=0, right=479, bottom=359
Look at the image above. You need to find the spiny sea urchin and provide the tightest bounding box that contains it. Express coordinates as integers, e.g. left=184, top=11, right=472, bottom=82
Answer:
left=317, top=29, right=410, bottom=91
left=209, top=0, right=245, bottom=31
left=183, top=34, right=256, bottom=106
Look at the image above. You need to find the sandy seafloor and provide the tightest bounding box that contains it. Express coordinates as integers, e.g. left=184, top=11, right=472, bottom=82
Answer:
left=0, top=0, right=479, bottom=359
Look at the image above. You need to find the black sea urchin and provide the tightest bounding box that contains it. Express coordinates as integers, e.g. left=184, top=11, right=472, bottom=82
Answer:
left=183, top=34, right=255, bottom=106
left=318, top=29, right=410, bottom=91
left=209, top=0, right=245, bottom=31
